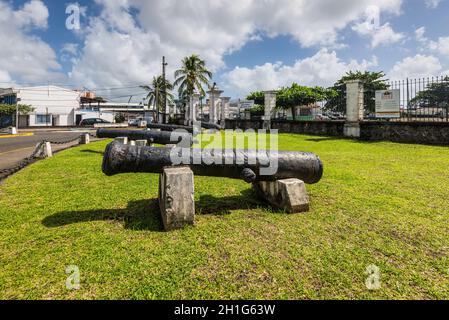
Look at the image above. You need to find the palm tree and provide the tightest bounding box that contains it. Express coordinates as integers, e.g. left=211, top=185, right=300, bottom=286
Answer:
left=140, top=75, right=174, bottom=123
left=174, top=54, right=212, bottom=100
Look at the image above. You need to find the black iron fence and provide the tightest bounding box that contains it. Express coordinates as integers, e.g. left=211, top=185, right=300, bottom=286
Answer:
left=386, top=76, right=449, bottom=122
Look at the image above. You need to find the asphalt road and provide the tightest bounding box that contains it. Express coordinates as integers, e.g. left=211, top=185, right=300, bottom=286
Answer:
left=0, top=129, right=96, bottom=171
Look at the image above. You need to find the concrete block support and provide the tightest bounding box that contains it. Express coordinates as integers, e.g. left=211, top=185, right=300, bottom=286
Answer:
left=158, top=167, right=195, bottom=231
left=114, top=137, right=128, bottom=145
left=253, top=179, right=310, bottom=213
left=35, top=142, right=53, bottom=158
left=9, top=127, right=17, bottom=135
left=344, top=80, right=364, bottom=138
left=135, top=140, right=148, bottom=146
left=79, top=133, right=90, bottom=145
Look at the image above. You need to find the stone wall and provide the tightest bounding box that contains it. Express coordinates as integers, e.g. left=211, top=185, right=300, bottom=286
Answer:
left=359, top=121, right=449, bottom=145
left=225, top=119, right=345, bottom=137
left=225, top=119, right=449, bottom=145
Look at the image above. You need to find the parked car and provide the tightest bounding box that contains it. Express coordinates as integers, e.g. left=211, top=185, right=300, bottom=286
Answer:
left=128, top=119, right=140, bottom=126
left=79, top=118, right=111, bottom=126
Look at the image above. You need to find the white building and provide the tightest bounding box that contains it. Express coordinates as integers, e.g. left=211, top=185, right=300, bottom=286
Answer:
left=0, top=85, right=81, bottom=127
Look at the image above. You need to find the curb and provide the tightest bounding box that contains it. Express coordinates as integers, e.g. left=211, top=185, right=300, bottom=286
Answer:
left=0, top=133, right=34, bottom=139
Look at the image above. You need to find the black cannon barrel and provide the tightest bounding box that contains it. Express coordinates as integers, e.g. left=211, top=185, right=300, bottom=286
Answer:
left=102, top=142, right=323, bottom=184
left=201, top=122, right=222, bottom=130
left=147, top=123, right=195, bottom=133
left=96, top=128, right=194, bottom=146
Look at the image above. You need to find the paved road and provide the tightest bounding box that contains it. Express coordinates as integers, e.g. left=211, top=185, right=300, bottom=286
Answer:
left=0, top=129, right=97, bottom=171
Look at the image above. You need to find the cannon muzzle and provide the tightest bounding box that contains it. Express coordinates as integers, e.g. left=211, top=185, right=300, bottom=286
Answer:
left=102, top=142, right=323, bottom=184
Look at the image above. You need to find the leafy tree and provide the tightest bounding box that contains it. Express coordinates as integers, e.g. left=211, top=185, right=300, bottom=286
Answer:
left=140, top=75, right=174, bottom=123
left=247, top=84, right=337, bottom=120
left=248, top=104, right=264, bottom=115
left=410, top=76, right=449, bottom=108
left=325, top=71, right=389, bottom=114
left=174, top=54, right=212, bottom=99
left=0, top=104, right=34, bottom=116
left=277, top=84, right=336, bottom=120
left=114, top=113, right=126, bottom=124
left=246, top=91, right=265, bottom=105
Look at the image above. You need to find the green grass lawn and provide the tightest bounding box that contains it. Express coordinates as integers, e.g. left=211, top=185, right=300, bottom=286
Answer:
left=0, top=134, right=449, bottom=299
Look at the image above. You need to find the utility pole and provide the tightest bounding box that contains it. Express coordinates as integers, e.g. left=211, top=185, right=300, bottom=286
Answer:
left=128, top=95, right=133, bottom=123
left=15, top=92, right=21, bottom=133
left=162, top=56, right=168, bottom=124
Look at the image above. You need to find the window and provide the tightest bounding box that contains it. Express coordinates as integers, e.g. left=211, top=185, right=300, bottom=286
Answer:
left=36, top=114, right=51, bottom=124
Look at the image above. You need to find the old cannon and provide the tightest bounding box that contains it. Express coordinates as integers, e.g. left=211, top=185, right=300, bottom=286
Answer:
left=96, top=128, right=194, bottom=146
left=147, top=123, right=197, bottom=134
left=102, top=141, right=323, bottom=184
left=101, top=141, right=323, bottom=230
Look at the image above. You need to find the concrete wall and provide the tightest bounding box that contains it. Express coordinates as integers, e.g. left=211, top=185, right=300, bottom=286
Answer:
left=225, top=119, right=449, bottom=145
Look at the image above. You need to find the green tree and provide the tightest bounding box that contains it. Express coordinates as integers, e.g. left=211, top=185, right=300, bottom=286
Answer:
left=410, top=76, right=449, bottom=108
left=174, top=54, right=212, bottom=99
left=325, top=71, right=389, bottom=114
left=246, top=91, right=265, bottom=105
left=140, top=75, right=174, bottom=123
left=0, top=104, right=34, bottom=116
left=277, top=84, right=336, bottom=120
left=247, top=85, right=337, bottom=120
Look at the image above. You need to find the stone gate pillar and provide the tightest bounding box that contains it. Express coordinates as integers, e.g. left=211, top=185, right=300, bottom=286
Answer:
left=264, top=91, right=277, bottom=130
left=344, top=80, right=364, bottom=138
left=207, top=86, right=223, bottom=124
left=220, top=97, right=231, bottom=127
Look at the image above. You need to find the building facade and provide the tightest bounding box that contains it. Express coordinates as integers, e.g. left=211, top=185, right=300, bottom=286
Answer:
left=0, top=86, right=81, bottom=127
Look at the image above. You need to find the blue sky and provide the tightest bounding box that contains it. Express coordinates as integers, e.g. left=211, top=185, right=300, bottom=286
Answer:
left=1, top=0, right=449, bottom=101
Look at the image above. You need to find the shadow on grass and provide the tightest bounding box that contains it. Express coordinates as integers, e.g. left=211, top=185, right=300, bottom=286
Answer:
left=196, top=188, right=265, bottom=215
left=42, top=199, right=163, bottom=232
left=42, top=189, right=267, bottom=231
left=304, top=137, right=343, bottom=143
left=80, top=149, right=105, bottom=155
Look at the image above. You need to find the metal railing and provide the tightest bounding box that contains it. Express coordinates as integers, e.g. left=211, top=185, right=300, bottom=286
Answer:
left=386, top=76, right=449, bottom=122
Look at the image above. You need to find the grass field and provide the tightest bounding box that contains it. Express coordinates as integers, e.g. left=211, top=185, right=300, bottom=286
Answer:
left=0, top=133, right=449, bottom=299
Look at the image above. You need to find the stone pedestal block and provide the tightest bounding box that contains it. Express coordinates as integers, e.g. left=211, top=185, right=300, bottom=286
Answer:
left=158, top=167, right=195, bottom=231
left=80, top=133, right=90, bottom=145
left=253, top=179, right=309, bottom=213
left=10, top=127, right=17, bottom=135
left=114, top=137, right=128, bottom=145
left=129, top=140, right=136, bottom=146
left=135, top=140, right=147, bottom=146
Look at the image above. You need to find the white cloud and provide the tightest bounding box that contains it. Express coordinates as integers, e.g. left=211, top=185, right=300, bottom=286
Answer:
left=430, top=37, right=449, bottom=56
left=0, top=1, right=63, bottom=84
left=0, top=70, right=12, bottom=83
left=353, top=21, right=404, bottom=48
left=425, top=0, right=442, bottom=9
left=68, top=0, right=403, bottom=91
left=223, top=49, right=378, bottom=95
left=13, top=0, right=49, bottom=29
left=415, top=27, right=427, bottom=42
left=389, top=54, right=442, bottom=79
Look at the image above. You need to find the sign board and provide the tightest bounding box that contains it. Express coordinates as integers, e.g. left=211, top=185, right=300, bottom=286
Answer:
left=375, top=89, right=400, bottom=118
left=238, top=100, right=255, bottom=110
